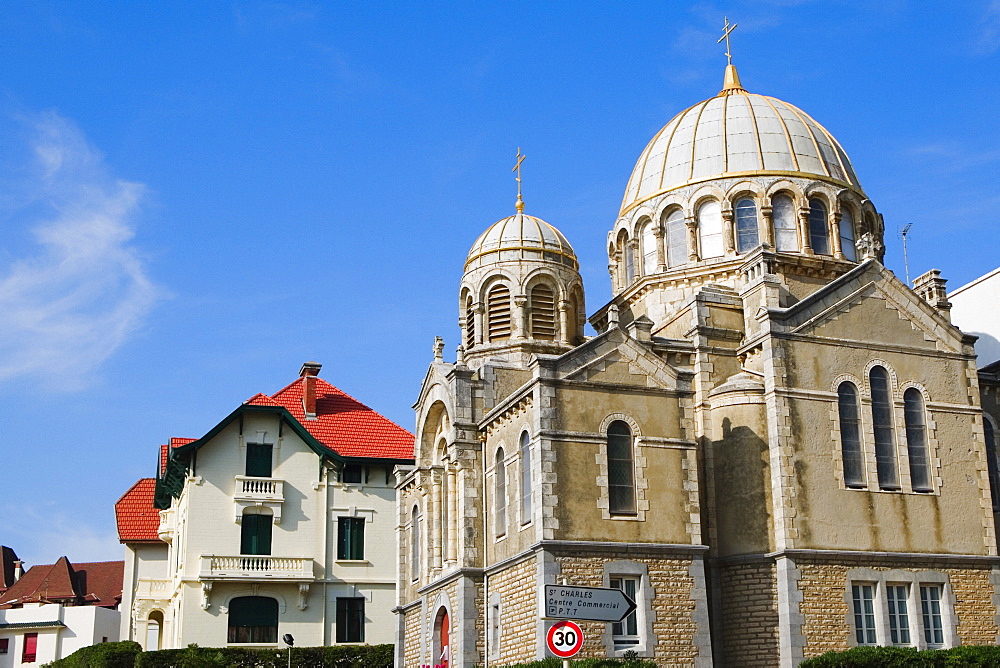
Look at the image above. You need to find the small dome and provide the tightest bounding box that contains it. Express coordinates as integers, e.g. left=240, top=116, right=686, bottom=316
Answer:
left=465, top=212, right=578, bottom=271
left=621, top=67, right=863, bottom=216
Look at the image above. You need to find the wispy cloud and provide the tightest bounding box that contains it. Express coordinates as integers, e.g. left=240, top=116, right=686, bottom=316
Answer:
left=0, top=111, right=160, bottom=390
left=975, top=0, right=1000, bottom=55
left=903, top=141, right=1000, bottom=173
left=0, top=503, right=121, bottom=567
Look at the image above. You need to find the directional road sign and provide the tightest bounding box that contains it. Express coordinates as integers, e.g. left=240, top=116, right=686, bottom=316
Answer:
left=546, top=620, right=584, bottom=658
left=544, top=584, right=637, bottom=623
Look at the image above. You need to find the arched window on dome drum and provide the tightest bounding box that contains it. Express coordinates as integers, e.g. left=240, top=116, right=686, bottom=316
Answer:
left=698, top=200, right=723, bottom=259
left=904, top=388, right=931, bottom=491
left=465, top=295, right=475, bottom=349
left=808, top=198, right=831, bottom=255
left=772, top=194, right=798, bottom=252
left=494, top=448, right=507, bottom=537
left=625, top=241, right=635, bottom=283
left=607, top=421, right=636, bottom=515
left=665, top=209, right=687, bottom=267
left=870, top=366, right=899, bottom=490
left=984, top=418, right=1000, bottom=511
left=641, top=221, right=657, bottom=275
left=838, top=382, right=865, bottom=487
left=735, top=198, right=759, bottom=253
left=840, top=208, right=857, bottom=261
left=530, top=283, right=557, bottom=341
left=486, top=284, right=511, bottom=342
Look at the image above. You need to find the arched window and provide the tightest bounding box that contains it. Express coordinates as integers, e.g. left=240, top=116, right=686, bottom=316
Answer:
left=486, top=283, right=511, bottom=342
left=809, top=198, right=830, bottom=255
left=465, top=294, right=475, bottom=349
left=240, top=509, right=272, bottom=556
left=904, top=388, right=931, bottom=491
left=838, top=382, right=865, bottom=487
left=624, top=239, right=635, bottom=284
left=495, top=448, right=507, bottom=536
left=735, top=198, right=759, bottom=253
left=411, top=505, right=421, bottom=580
left=984, top=418, right=999, bottom=512
left=772, top=194, right=798, bottom=251
left=870, top=366, right=898, bottom=490
left=530, top=283, right=556, bottom=341
left=520, top=432, right=532, bottom=524
left=227, top=596, right=278, bottom=644
left=640, top=220, right=657, bottom=275
left=665, top=209, right=687, bottom=267
left=840, top=208, right=857, bottom=261
left=146, top=611, right=163, bottom=650
left=607, top=421, right=636, bottom=515
left=698, top=200, right=723, bottom=259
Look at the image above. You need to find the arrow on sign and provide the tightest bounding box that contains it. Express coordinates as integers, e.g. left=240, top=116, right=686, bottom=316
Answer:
left=544, top=584, right=637, bottom=623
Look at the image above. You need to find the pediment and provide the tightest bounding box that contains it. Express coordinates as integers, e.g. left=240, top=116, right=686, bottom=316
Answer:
left=549, top=329, right=684, bottom=390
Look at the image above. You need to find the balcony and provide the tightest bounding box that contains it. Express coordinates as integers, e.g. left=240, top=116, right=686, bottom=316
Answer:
left=198, top=555, right=314, bottom=582
left=135, top=578, right=173, bottom=599
left=157, top=509, right=175, bottom=542
left=233, top=476, right=284, bottom=523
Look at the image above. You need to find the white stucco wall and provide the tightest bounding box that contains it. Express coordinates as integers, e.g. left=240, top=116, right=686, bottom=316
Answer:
left=950, top=267, right=1000, bottom=366
left=0, top=603, right=120, bottom=667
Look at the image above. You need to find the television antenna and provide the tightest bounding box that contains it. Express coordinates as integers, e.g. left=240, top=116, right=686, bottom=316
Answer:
left=899, top=224, right=913, bottom=285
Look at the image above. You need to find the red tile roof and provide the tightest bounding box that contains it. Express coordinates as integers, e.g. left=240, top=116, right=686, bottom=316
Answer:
left=115, top=478, right=161, bottom=543
left=0, top=558, right=123, bottom=609
left=170, top=437, right=195, bottom=450
left=267, top=376, right=414, bottom=460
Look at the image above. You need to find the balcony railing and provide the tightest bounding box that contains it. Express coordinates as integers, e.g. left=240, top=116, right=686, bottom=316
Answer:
left=234, top=476, right=284, bottom=502
left=135, top=578, right=173, bottom=599
left=198, top=555, right=313, bottom=581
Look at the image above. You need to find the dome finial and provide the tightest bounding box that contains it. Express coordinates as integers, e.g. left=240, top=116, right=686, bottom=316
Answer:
left=717, top=18, right=746, bottom=95
left=513, top=147, right=526, bottom=213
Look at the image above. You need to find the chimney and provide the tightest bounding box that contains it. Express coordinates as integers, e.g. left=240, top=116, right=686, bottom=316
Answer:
left=13, top=560, right=23, bottom=582
left=912, top=269, right=952, bottom=322
left=299, top=361, right=322, bottom=419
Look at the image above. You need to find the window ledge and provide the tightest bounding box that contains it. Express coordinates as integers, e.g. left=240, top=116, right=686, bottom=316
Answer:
left=335, top=559, right=370, bottom=565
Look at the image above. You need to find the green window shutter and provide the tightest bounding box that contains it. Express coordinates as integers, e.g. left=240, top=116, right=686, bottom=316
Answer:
left=337, top=518, right=365, bottom=560
left=336, top=598, right=365, bottom=642
left=241, top=514, right=273, bottom=555
left=246, top=444, right=272, bottom=477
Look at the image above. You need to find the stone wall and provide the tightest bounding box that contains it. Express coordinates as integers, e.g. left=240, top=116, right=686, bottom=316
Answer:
left=403, top=605, right=421, bottom=667
left=490, top=556, right=538, bottom=664
left=718, top=560, right=778, bottom=666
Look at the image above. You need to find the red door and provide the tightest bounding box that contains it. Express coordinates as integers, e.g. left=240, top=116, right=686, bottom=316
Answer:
left=438, top=611, right=450, bottom=668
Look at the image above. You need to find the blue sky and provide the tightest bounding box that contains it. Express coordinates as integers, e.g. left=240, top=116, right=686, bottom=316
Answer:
left=1, top=1, right=998, bottom=567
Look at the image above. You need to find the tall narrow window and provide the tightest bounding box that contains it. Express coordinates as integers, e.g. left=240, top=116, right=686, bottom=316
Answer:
left=624, top=240, right=635, bottom=283
left=607, top=421, right=636, bottom=515
left=772, top=194, right=798, bottom=251
left=920, top=585, right=944, bottom=647
left=641, top=221, right=657, bottom=275
left=22, top=633, right=37, bottom=663
left=228, top=596, right=278, bottom=644
left=487, top=284, right=511, bottom=342
left=886, top=584, right=911, bottom=645
left=240, top=511, right=272, bottom=555
left=870, top=366, right=899, bottom=489
left=665, top=209, right=687, bottom=267
left=465, top=295, right=475, bottom=349
left=495, top=448, right=507, bottom=536
left=411, top=505, right=421, bottom=580
left=735, top=198, right=759, bottom=253
left=337, top=517, right=365, bottom=560
left=852, top=584, right=877, bottom=645
left=904, top=389, right=931, bottom=491
left=809, top=198, right=830, bottom=255
left=530, top=284, right=557, bottom=340
left=840, top=208, right=857, bottom=261
left=520, top=432, right=532, bottom=524
left=246, top=443, right=272, bottom=477
left=336, top=597, right=365, bottom=643
left=698, top=200, right=723, bottom=259
left=984, top=419, right=999, bottom=512
left=610, top=577, right=639, bottom=647
left=838, top=382, right=865, bottom=487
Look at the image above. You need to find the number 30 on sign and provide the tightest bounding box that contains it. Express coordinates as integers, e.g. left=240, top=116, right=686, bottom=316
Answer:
left=546, top=620, right=584, bottom=658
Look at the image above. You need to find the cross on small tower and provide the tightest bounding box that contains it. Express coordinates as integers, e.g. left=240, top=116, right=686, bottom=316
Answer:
left=718, top=17, right=738, bottom=65
left=512, top=147, right=526, bottom=213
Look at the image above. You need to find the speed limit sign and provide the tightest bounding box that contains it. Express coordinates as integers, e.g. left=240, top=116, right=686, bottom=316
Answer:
left=546, top=620, right=584, bottom=658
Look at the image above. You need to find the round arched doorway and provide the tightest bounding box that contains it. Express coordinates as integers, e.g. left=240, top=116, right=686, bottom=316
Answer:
left=432, top=606, right=450, bottom=667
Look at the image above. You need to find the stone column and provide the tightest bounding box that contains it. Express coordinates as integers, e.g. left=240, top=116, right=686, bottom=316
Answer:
left=513, top=294, right=528, bottom=339
left=627, top=239, right=640, bottom=280
left=831, top=211, right=844, bottom=259
left=722, top=209, right=736, bottom=255
left=473, top=303, right=484, bottom=345
left=760, top=206, right=774, bottom=248
left=557, top=299, right=571, bottom=345
left=431, top=469, right=443, bottom=571
left=609, top=251, right=621, bottom=291
left=654, top=224, right=666, bottom=271
left=798, top=208, right=813, bottom=254
left=686, top=217, right=700, bottom=262
left=446, top=466, right=458, bottom=563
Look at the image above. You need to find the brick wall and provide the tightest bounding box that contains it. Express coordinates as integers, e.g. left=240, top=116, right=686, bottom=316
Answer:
left=403, top=606, right=421, bottom=667
left=491, top=557, right=538, bottom=664
left=718, top=561, right=779, bottom=667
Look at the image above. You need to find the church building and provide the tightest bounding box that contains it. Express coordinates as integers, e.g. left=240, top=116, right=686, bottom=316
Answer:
left=394, top=58, right=1000, bottom=667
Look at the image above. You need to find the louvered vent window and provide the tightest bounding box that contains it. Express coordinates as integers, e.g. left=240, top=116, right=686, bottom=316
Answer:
left=465, top=296, right=475, bottom=348
left=530, top=284, right=557, bottom=340
left=487, top=284, right=512, bottom=341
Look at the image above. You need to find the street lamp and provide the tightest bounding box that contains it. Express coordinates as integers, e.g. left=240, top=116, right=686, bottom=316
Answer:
left=282, top=634, right=294, bottom=668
